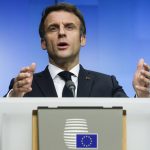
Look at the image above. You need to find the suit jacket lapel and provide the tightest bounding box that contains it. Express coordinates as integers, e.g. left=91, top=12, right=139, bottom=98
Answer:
left=77, top=65, right=94, bottom=97
left=34, top=66, right=58, bottom=97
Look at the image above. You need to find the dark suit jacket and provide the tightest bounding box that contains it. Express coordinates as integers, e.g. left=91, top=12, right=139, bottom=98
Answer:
left=8, top=65, right=127, bottom=97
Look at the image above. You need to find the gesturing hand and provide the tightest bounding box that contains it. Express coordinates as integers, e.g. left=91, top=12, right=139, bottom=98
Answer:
left=10, top=63, right=36, bottom=97
left=133, top=58, right=150, bottom=97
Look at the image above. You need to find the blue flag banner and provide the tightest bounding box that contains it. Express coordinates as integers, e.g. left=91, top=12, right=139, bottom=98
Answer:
left=76, top=134, right=98, bottom=149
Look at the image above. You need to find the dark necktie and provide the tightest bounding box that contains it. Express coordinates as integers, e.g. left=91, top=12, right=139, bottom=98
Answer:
left=58, top=71, right=74, bottom=97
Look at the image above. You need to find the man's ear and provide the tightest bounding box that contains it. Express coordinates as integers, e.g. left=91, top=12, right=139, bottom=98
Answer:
left=80, top=35, right=86, bottom=47
left=41, top=38, right=47, bottom=50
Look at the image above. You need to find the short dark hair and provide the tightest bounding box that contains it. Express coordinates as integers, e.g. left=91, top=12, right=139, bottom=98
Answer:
left=39, top=3, right=86, bottom=38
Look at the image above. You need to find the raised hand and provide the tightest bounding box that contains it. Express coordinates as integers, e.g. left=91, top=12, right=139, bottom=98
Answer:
left=9, top=63, right=36, bottom=97
left=133, top=58, right=150, bottom=97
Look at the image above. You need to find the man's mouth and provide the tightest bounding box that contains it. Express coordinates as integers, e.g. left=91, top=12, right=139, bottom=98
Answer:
left=57, top=42, right=69, bottom=50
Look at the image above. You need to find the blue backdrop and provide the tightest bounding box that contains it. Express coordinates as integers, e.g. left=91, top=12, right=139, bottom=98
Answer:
left=0, top=0, right=150, bottom=97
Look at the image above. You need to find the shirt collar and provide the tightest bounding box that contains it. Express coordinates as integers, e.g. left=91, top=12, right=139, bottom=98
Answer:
left=48, top=63, right=80, bottom=80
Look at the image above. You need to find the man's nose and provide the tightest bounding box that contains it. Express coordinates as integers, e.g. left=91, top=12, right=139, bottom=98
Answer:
left=58, top=26, right=66, bottom=37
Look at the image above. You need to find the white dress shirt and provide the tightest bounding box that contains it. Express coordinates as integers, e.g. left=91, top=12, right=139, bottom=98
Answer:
left=48, top=63, right=79, bottom=98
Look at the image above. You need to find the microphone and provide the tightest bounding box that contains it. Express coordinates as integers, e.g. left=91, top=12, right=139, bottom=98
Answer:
left=66, top=80, right=76, bottom=97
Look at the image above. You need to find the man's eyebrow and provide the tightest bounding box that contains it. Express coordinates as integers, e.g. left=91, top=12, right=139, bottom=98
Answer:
left=46, top=22, right=77, bottom=29
left=64, top=22, right=76, bottom=25
left=47, top=23, right=59, bottom=28
left=64, top=22, right=78, bottom=28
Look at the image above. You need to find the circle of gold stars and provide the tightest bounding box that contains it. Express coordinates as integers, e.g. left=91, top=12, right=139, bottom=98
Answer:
left=81, top=135, right=92, bottom=147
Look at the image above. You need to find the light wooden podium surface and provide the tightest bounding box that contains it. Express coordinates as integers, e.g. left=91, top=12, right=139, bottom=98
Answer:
left=0, top=98, right=150, bottom=150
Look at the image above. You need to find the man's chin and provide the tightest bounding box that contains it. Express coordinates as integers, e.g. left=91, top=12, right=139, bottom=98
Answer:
left=58, top=56, right=72, bottom=62
left=57, top=52, right=72, bottom=59
left=49, top=51, right=79, bottom=64
left=55, top=55, right=75, bottom=63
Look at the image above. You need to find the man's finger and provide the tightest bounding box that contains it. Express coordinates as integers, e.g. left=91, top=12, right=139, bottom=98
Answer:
left=143, top=63, right=150, bottom=71
left=137, top=58, right=144, bottom=70
left=141, top=70, right=150, bottom=79
left=16, top=78, right=33, bottom=88
left=135, top=85, right=150, bottom=94
left=20, top=63, right=36, bottom=73
left=20, top=66, right=31, bottom=73
left=139, top=75, right=150, bottom=87
left=29, top=63, right=36, bottom=73
left=15, top=72, right=31, bottom=81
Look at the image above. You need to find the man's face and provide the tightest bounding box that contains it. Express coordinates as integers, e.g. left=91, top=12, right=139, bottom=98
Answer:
left=41, top=11, right=86, bottom=65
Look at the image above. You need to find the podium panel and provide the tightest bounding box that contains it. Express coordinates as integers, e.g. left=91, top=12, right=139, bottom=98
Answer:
left=36, top=107, right=125, bottom=150
left=0, top=98, right=150, bottom=150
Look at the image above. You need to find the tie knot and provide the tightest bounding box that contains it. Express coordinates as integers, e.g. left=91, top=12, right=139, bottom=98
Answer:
left=58, top=71, right=73, bottom=82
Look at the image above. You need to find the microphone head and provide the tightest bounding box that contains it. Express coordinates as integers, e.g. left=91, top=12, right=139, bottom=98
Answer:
left=66, top=80, right=76, bottom=96
left=66, top=80, right=75, bottom=89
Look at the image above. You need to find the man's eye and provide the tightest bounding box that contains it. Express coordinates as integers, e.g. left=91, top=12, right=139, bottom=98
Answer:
left=49, top=26, right=58, bottom=32
left=65, top=25, right=74, bottom=30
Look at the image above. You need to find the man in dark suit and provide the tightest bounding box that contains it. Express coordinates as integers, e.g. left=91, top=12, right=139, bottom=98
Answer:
left=7, top=3, right=150, bottom=97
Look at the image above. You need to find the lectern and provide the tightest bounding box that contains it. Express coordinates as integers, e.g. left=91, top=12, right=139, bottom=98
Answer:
left=0, top=98, right=150, bottom=150
left=33, top=107, right=126, bottom=150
